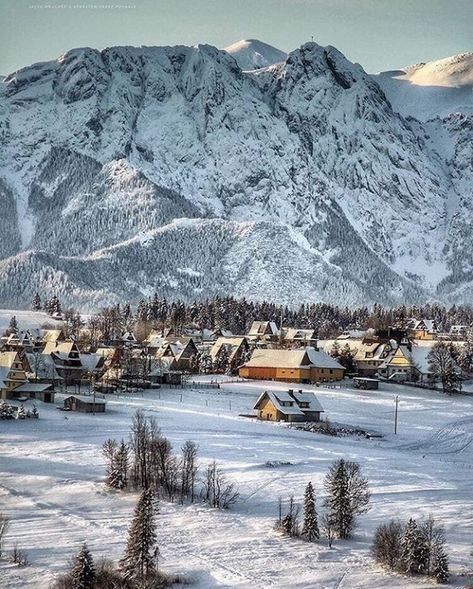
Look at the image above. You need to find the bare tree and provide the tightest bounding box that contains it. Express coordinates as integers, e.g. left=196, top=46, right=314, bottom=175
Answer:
left=203, top=461, right=239, bottom=509
left=180, top=441, right=198, bottom=503
left=321, top=512, right=335, bottom=548
left=0, top=512, right=9, bottom=557
left=372, top=519, right=404, bottom=570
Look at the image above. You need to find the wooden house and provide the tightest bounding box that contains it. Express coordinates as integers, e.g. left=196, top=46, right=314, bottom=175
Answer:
left=210, top=337, right=249, bottom=370
left=247, top=321, right=280, bottom=343
left=0, top=351, right=28, bottom=400
left=406, top=319, right=438, bottom=341
left=63, top=395, right=106, bottom=413
left=283, top=328, right=318, bottom=348
left=378, top=345, right=416, bottom=380
left=154, top=337, right=198, bottom=372
left=354, top=340, right=392, bottom=376
left=239, top=348, right=344, bottom=383
left=42, top=341, right=83, bottom=384
left=254, top=389, right=324, bottom=423
left=9, top=382, right=55, bottom=403
left=42, top=329, right=66, bottom=345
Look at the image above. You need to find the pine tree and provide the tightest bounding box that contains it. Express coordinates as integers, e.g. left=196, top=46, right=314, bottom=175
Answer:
left=8, top=316, right=18, bottom=334
left=32, top=292, right=42, bottom=311
left=109, top=440, right=129, bottom=490
left=120, top=489, right=159, bottom=582
left=70, top=543, right=96, bottom=589
left=302, top=482, right=319, bottom=541
left=401, top=518, right=429, bottom=575
left=324, top=459, right=370, bottom=539
left=432, top=543, right=449, bottom=584
left=16, top=405, right=26, bottom=420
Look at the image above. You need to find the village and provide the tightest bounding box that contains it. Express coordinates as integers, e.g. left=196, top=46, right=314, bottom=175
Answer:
left=1, top=304, right=473, bottom=589
left=0, top=305, right=469, bottom=420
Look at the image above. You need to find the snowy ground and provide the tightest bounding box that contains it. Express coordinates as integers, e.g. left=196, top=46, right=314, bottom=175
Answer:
left=1, top=378, right=473, bottom=588
left=0, top=309, right=58, bottom=332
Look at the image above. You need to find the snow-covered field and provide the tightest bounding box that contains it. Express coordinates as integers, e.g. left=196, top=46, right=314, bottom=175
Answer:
left=0, top=309, right=55, bottom=333
left=1, top=378, right=473, bottom=588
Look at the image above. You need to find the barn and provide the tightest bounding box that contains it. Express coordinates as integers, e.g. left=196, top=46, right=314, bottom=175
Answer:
left=63, top=395, right=106, bottom=413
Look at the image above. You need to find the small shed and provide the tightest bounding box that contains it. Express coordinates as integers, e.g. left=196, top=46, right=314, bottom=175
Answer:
left=63, top=395, right=106, bottom=413
left=353, top=377, right=379, bottom=390
left=12, top=382, right=55, bottom=403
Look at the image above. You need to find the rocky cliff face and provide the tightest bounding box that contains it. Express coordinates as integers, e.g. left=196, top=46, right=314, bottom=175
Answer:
left=0, top=41, right=471, bottom=309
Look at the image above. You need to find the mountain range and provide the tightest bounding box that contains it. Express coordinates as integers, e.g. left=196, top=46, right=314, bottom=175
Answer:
left=0, top=39, right=472, bottom=310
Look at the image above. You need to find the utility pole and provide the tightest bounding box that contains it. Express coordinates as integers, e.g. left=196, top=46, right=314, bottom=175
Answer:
left=394, top=395, right=400, bottom=434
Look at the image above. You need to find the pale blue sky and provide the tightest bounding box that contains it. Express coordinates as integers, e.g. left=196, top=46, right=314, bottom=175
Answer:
left=1, top=0, right=471, bottom=75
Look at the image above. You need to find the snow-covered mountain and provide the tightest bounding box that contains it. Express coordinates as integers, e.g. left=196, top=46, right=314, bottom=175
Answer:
left=223, top=39, right=287, bottom=70
left=375, top=52, right=473, bottom=120
left=0, top=40, right=471, bottom=309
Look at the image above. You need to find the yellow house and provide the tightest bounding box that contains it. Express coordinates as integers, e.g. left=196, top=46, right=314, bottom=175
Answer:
left=378, top=345, right=415, bottom=380
left=254, top=390, right=324, bottom=422
left=0, top=351, right=28, bottom=399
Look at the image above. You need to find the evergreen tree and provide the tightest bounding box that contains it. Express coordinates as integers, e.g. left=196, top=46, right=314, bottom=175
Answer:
left=324, top=459, right=370, bottom=539
left=32, top=292, right=42, bottom=311
left=432, top=543, right=449, bottom=584
left=120, top=489, right=159, bottom=582
left=302, top=482, right=319, bottom=541
left=70, top=544, right=96, bottom=589
left=16, top=405, right=26, bottom=420
left=401, top=518, right=429, bottom=575
left=8, top=315, right=18, bottom=334
left=109, top=440, right=129, bottom=490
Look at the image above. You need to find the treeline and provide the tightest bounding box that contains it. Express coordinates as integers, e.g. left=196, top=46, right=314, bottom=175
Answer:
left=31, top=292, right=473, bottom=339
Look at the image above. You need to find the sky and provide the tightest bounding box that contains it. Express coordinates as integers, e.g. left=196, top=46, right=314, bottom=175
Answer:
left=0, top=0, right=472, bottom=75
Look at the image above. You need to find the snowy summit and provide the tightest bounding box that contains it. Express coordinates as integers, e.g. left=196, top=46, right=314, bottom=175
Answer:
left=223, top=39, right=287, bottom=70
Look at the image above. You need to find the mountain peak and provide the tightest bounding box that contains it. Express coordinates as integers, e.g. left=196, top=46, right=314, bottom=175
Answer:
left=223, top=39, right=287, bottom=70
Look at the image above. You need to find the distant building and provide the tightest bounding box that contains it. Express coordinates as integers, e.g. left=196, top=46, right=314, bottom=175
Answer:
left=63, top=395, right=106, bottom=413
left=283, top=328, right=318, bottom=348
left=378, top=345, right=416, bottom=380
left=239, top=348, right=344, bottom=383
left=406, top=319, right=438, bottom=341
left=210, top=337, right=249, bottom=369
left=0, top=351, right=28, bottom=400
left=254, top=389, right=324, bottom=422
left=247, top=321, right=280, bottom=342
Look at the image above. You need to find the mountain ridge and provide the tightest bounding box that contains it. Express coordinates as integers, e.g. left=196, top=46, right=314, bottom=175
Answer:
left=0, top=40, right=472, bottom=309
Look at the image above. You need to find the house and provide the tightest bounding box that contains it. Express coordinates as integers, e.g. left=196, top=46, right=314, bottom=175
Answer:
left=0, top=351, right=28, bottom=400
left=354, top=340, right=393, bottom=376
left=239, top=348, right=344, bottom=383
left=154, top=337, right=199, bottom=372
left=247, top=321, right=280, bottom=342
left=210, top=337, right=249, bottom=370
left=9, top=382, right=55, bottom=403
left=353, top=377, right=379, bottom=390
left=63, top=395, right=106, bottom=413
left=121, top=331, right=138, bottom=347
left=283, top=329, right=318, bottom=348
left=450, top=325, right=469, bottom=338
left=42, top=341, right=83, bottom=384
left=80, top=353, right=105, bottom=377
left=24, top=351, right=63, bottom=385
left=378, top=344, right=416, bottom=380
left=5, top=330, right=34, bottom=352
left=406, top=319, right=438, bottom=341
left=42, top=329, right=66, bottom=345
left=254, top=389, right=324, bottom=422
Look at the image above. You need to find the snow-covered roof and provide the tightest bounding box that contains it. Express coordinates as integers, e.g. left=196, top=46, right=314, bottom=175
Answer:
left=244, top=349, right=310, bottom=369
left=210, top=337, right=247, bottom=360
left=64, top=395, right=106, bottom=404
left=248, top=321, right=280, bottom=337
left=254, top=390, right=324, bottom=415
left=305, top=348, right=345, bottom=370
left=284, top=328, right=317, bottom=341
left=15, top=382, right=52, bottom=393
left=80, top=353, right=103, bottom=372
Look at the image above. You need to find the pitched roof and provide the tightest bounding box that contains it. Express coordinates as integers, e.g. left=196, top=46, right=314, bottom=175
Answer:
left=210, top=337, right=247, bottom=360
left=305, top=348, right=345, bottom=369
left=284, top=328, right=317, bottom=341
left=254, top=390, right=324, bottom=415
left=64, top=395, right=106, bottom=405
left=244, top=349, right=311, bottom=369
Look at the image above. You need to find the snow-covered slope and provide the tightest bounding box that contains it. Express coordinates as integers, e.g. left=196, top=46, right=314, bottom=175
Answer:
left=375, top=52, right=473, bottom=120
left=0, top=41, right=471, bottom=308
left=223, top=39, right=287, bottom=70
